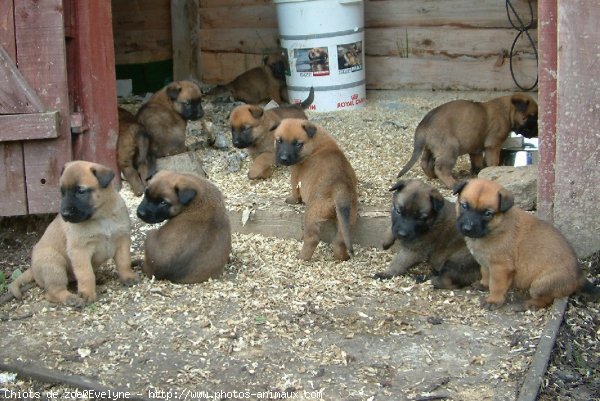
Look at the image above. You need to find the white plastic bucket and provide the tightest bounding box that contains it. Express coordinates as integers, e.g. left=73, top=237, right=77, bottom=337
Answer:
left=273, top=0, right=366, bottom=112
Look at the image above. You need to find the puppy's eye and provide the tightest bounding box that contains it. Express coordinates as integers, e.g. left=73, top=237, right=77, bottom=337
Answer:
left=484, top=209, right=495, bottom=218
left=295, top=142, right=304, bottom=149
left=419, top=213, right=429, bottom=220
left=77, top=187, right=88, bottom=195
left=460, top=201, right=469, bottom=210
left=275, top=138, right=283, bottom=144
left=394, top=206, right=403, bottom=215
left=159, top=199, right=169, bottom=207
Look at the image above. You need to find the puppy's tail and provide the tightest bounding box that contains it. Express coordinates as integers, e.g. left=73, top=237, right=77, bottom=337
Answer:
left=8, top=269, right=34, bottom=300
left=301, top=87, right=315, bottom=109
left=335, top=195, right=354, bottom=256
left=397, top=135, right=425, bottom=178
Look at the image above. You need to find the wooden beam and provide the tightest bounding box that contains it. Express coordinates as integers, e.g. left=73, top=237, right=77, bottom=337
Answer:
left=0, top=112, right=59, bottom=142
left=172, top=0, right=200, bottom=80
left=69, top=0, right=120, bottom=176
left=553, top=2, right=600, bottom=257
left=536, top=0, right=557, bottom=222
left=229, top=203, right=390, bottom=249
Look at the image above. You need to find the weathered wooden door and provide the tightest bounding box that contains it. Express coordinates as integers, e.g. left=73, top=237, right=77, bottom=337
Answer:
left=0, top=0, right=72, bottom=216
left=1, top=0, right=119, bottom=217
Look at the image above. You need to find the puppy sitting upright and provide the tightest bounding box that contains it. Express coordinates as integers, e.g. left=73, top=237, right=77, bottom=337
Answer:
left=9, top=161, right=139, bottom=307
left=273, top=119, right=358, bottom=261
left=396, top=93, right=538, bottom=188
left=137, top=171, right=231, bottom=283
left=117, top=107, right=154, bottom=196
left=375, top=180, right=480, bottom=289
left=136, top=80, right=204, bottom=158
left=230, top=87, right=314, bottom=179
left=454, top=178, right=598, bottom=310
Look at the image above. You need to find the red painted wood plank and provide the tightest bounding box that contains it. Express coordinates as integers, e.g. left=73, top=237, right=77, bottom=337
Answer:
left=0, top=0, right=16, bottom=57
left=0, top=112, right=59, bottom=142
left=0, top=0, right=28, bottom=217
left=15, top=0, right=72, bottom=215
left=69, top=0, right=119, bottom=175
left=0, top=44, right=46, bottom=113
left=0, top=143, right=27, bottom=216
left=536, top=0, right=557, bottom=222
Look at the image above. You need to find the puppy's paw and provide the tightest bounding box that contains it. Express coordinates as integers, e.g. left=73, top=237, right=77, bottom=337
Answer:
left=471, top=281, right=489, bottom=291
left=285, top=196, right=300, bottom=204
left=120, top=273, right=141, bottom=287
left=78, top=289, right=97, bottom=304
left=481, top=297, right=505, bottom=311
left=373, top=272, right=394, bottom=280
left=65, top=294, right=86, bottom=309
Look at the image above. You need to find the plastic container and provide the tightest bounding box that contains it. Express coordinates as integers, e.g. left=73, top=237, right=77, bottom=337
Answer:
left=273, top=0, right=366, bottom=112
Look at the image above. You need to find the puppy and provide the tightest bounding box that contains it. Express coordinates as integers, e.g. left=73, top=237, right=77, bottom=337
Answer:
left=375, top=180, right=480, bottom=289
left=396, top=94, right=538, bottom=188
left=136, top=170, right=231, bottom=283
left=454, top=178, right=598, bottom=310
left=208, top=52, right=289, bottom=105
left=308, top=47, right=329, bottom=72
left=273, top=119, right=358, bottom=261
left=229, top=87, right=314, bottom=179
left=136, top=80, right=204, bottom=158
left=9, top=161, right=139, bottom=306
left=117, top=107, right=154, bottom=196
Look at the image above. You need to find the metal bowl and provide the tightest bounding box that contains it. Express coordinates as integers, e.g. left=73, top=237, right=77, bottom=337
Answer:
left=500, top=147, right=539, bottom=167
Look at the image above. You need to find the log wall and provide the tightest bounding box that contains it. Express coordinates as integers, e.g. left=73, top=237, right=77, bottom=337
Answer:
left=199, top=0, right=538, bottom=90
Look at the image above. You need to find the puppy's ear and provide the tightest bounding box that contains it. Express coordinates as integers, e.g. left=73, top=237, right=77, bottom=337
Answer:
left=269, top=122, right=280, bottom=132
left=303, top=122, right=317, bottom=138
left=91, top=166, right=115, bottom=188
left=175, top=186, right=197, bottom=206
left=452, top=180, right=469, bottom=195
left=389, top=180, right=407, bottom=192
left=511, top=95, right=530, bottom=113
left=498, top=188, right=514, bottom=212
left=429, top=189, right=445, bottom=213
left=249, top=106, right=264, bottom=120
left=166, top=83, right=182, bottom=101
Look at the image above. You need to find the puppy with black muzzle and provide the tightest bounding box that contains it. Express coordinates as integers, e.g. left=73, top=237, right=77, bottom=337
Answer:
left=9, top=161, right=139, bottom=306
left=396, top=94, right=538, bottom=188
left=454, top=178, right=599, bottom=310
left=375, top=180, right=480, bottom=289
left=117, top=107, right=154, bottom=196
left=273, top=119, right=358, bottom=261
left=136, top=80, right=204, bottom=158
left=136, top=170, right=231, bottom=283
left=229, top=87, right=314, bottom=179
left=207, top=52, right=290, bottom=105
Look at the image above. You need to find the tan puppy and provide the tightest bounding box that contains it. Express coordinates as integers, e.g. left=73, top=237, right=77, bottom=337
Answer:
left=397, top=94, right=538, bottom=188
left=136, top=80, right=204, bottom=158
left=375, top=180, right=480, bottom=289
left=273, top=119, right=358, bottom=261
left=229, top=87, right=314, bottom=179
left=117, top=107, right=153, bottom=196
left=9, top=161, right=139, bottom=306
left=136, top=171, right=231, bottom=283
left=209, top=52, right=289, bottom=105
left=454, top=178, right=598, bottom=310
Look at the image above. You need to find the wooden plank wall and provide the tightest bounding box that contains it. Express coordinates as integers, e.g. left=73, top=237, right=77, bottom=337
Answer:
left=199, top=0, right=538, bottom=90
left=112, top=0, right=172, bottom=65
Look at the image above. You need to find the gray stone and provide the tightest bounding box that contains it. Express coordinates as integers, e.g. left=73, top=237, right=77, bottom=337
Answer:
left=478, top=165, right=537, bottom=210
left=156, top=151, right=207, bottom=178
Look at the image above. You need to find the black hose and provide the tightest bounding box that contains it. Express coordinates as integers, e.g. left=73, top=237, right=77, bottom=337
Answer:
left=506, top=0, right=538, bottom=91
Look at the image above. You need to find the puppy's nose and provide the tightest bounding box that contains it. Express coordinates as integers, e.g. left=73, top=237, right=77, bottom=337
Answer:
left=460, top=221, right=474, bottom=234
left=396, top=229, right=409, bottom=238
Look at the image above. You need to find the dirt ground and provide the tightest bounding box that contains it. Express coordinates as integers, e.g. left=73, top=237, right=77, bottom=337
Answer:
left=0, top=91, right=598, bottom=400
